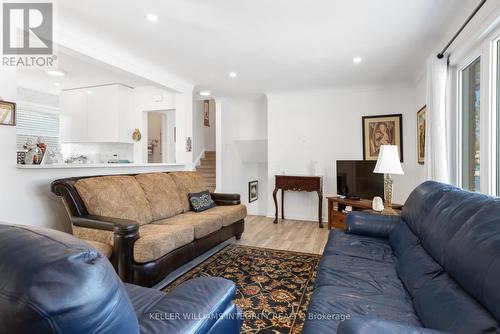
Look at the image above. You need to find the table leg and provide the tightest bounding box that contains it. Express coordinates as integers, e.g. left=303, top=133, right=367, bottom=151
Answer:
left=273, top=188, right=279, bottom=224
left=328, top=199, right=332, bottom=230
left=318, top=190, right=324, bottom=228
left=281, top=189, right=285, bottom=220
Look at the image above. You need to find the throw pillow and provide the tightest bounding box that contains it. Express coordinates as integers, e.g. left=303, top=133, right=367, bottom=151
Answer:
left=188, top=190, right=216, bottom=212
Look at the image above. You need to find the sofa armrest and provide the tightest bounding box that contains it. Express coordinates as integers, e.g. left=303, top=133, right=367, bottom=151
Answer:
left=345, top=212, right=400, bottom=239
left=72, top=215, right=139, bottom=283
left=210, top=193, right=241, bottom=206
left=131, top=277, right=241, bottom=334
left=72, top=215, right=139, bottom=235
left=337, top=317, right=450, bottom=334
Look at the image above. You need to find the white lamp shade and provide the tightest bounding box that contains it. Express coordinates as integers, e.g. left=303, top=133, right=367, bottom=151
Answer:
left=373, top=145, right=404, bottom=175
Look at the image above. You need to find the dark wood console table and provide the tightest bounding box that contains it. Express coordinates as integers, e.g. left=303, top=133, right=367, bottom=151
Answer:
left=327, top=196, right=403, bottom=230
left=273, top=175, right=323, bottom=228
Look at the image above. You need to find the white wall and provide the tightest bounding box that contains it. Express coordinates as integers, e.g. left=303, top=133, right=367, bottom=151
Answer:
left=266, top=83, right=423, bottom=221
left=193, top=99, right=216, bottom=163
left=219, top=96, right=268, bottom=215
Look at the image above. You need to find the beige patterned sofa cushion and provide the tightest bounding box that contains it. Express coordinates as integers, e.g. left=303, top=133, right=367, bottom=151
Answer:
left=84, top=240, right=113, bottom=259
left=153, top=212, right=222, bottom=239
left=135, top=173, right=184, bottom=220
left=133, top=224, right=194, bottom=263
left=195, top=204, right=247, bottom=227
left=169, top=172, right=206, bottom=212
left=74, top=176, right=153, bottom=225
left=73, top=225, right=114, bottom=246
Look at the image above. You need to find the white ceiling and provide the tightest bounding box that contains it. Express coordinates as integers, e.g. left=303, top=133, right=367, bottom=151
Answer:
left=57, top=0, right=480, bottom=95
left=16, top=49, right=157, bottom=96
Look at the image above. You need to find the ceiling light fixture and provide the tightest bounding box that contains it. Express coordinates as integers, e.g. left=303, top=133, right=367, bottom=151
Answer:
left=353, top=57, right=363, bottom=64
left=146, top=13, right=158, bottom=22
left=199, top=90, right=211, bottom=97
left=229, top=72, right=237, bottom=78
left=53, top=82, right=61, bottom=87
left=46, top=69, right=66, bottom=77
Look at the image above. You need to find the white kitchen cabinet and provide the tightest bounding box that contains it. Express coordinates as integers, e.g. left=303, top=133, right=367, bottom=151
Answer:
left=60, top=84, right=133, bottom=143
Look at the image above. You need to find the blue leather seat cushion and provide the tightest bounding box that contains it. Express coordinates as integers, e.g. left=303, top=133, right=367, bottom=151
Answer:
left=323, top=230, right=395, bottom=263
left=395, top=243, right=443, bottom=297
left=316, top=254, right=407, bottom=298
left=414, top=273, right=500, bottom=334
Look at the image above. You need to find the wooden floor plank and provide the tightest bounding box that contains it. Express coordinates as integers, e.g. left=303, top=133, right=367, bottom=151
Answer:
left=235, top=215, right=330, bottom=255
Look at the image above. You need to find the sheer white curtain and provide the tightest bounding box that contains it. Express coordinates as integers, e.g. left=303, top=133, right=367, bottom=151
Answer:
left=425, top=56, right=450, bottom=183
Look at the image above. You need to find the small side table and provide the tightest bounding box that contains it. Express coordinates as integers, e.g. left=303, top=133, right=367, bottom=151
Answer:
left=327, top=196, right=403, bottom=230
left=273, top=175, right=323, bottom=228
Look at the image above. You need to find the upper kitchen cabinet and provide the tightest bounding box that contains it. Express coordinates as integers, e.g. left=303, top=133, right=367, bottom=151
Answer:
left=60, top=84, right=134, bottom=143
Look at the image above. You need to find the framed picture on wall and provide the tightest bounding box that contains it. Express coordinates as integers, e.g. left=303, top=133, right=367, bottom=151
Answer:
left=362, top=114, right=403, bottom=162
left=417, top=106, right=426, bottom=165
left=249, top=180, right=258, bottom=203
left=203, top=100, right=210, bottom=127
left=0, top=100, right=16, bottom=126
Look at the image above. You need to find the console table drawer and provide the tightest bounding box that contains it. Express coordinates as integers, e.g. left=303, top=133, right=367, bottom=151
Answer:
left=275, top=176, right=322, bottom=191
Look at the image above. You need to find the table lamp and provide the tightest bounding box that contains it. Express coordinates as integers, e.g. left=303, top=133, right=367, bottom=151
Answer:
left=373, top=145, right=404, bottom=215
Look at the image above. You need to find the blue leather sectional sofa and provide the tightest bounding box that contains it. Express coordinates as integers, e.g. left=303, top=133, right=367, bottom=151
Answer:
left=0, top=224, right=242, bottom=334
left=303, top=181, right=500, bottom=334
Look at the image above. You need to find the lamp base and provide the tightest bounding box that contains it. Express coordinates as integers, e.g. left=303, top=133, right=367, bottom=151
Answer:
left=382, top=206, right=399, bottom=216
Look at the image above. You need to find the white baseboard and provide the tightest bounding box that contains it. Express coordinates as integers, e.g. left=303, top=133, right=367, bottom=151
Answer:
left=194, top=149, right=206, bottom=168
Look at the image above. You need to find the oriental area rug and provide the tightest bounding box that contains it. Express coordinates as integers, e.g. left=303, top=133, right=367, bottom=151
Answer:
left=162, top=244, right=321, bottom=334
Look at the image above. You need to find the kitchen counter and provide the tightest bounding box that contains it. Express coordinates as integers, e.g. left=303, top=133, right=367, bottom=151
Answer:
left=17, top=162, right=185, bottom=169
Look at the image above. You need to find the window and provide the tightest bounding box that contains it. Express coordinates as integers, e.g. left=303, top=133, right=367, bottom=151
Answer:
left=16, top=103, right=60, bottom=151
left=497, top=40, right=500, bottom=195
left=461, top=58, right=481, bottom=192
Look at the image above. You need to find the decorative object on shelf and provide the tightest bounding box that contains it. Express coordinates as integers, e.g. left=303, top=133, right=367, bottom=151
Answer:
left=17, top=152, right=26, bottom=165
left=373, top=145, right=404, bottom=216
left=203, top=100, right=210, bottom=127
left=186, top=137, right=192, bottom=152
left=0, top=100, right=16, bottom=126
left=362, top=114, right=403, bottom=162
left=249, top=180, right=258, bottom=203
left=44, top=149, right=63, bottom=165
left=148, top=139, right=158, bottom=155
left=417, top=105, right=426, bottom=165
left=23, top=137, right=45, bottom=165
left=132, top=128, right=142, bottom=142
left=372, top=196, right=384, bottom=212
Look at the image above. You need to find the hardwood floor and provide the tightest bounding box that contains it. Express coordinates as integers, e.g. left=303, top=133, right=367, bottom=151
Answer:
left=234, top=215, right=331, bottom=255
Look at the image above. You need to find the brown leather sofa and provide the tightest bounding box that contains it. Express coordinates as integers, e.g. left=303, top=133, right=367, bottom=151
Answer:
left=51, top=171, right=246, bottom=287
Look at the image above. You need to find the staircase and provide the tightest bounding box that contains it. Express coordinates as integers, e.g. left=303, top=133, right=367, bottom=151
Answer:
left=196, top=151, right=216, bottom=192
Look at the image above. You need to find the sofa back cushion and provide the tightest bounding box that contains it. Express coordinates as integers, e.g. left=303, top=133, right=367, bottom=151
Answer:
left=135, top=173, right=183, bottom=220
left=169, top=172, right=206, bottom=212
left=444, top=201, right=500, bottom=322
left=413, top=273, right=500, bottom=333
left=401, top=181, right=455, bottom=236
left=74, top=176, right=153, bottom=225
left=402, top=181, right=500, bottom=323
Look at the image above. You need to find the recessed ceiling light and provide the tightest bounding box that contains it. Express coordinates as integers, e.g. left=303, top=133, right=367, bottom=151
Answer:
left=46, top=69, right=66, bottom=77
left=229, top=72, right=237, bottom=78
left=199, top=90, right=211, bottom=97
left=353, top=57, right=363, bottom=64
left=86, top=90, right=93, bottom=95
left=146, top=14, right=158, bottom=22
left=53, top=82, right=60, bottom=87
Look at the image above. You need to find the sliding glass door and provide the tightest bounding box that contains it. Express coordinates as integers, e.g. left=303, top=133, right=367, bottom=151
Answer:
left=461, top=58, right=481, bottom=192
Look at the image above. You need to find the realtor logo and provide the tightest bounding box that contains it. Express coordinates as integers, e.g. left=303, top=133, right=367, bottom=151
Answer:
left=1, top=1, right=56, bottom=67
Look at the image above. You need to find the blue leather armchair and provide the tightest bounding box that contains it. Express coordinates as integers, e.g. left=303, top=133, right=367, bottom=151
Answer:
left=303, top=181, right=500, bottom=334
left=0, top=224, right=242, bottom=334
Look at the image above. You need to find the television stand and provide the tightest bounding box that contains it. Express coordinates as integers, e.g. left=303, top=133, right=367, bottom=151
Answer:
left=327, top=196, right=403, bottom=230
left=346, top=195, right=361, bottom=201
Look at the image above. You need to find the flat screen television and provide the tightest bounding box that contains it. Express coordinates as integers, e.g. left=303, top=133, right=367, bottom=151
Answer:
left=336, top=160, right=384, bottom=200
